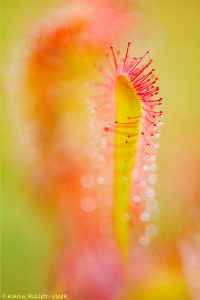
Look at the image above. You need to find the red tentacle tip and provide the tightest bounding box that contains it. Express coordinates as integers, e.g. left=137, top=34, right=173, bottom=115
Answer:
left=104, top=125, right=110, bottom=131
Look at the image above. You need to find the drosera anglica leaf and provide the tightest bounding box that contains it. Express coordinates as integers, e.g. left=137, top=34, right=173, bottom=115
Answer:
left=114, top=74, right=142, bottom=255
left=89, top=42, right=163, bottom=256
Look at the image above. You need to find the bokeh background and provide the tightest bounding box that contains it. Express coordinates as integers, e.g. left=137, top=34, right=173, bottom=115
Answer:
left=1, top=0, right=200, bottom=296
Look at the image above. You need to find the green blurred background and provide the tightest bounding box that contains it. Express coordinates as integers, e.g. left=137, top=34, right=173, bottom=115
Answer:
left=1, top=0, right=200, bottom=294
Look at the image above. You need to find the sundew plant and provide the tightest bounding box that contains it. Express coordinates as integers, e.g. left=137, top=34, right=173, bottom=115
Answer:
left=88, top=43, right=163, bottom=255
left=5, top=0, right=199, bottom=299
